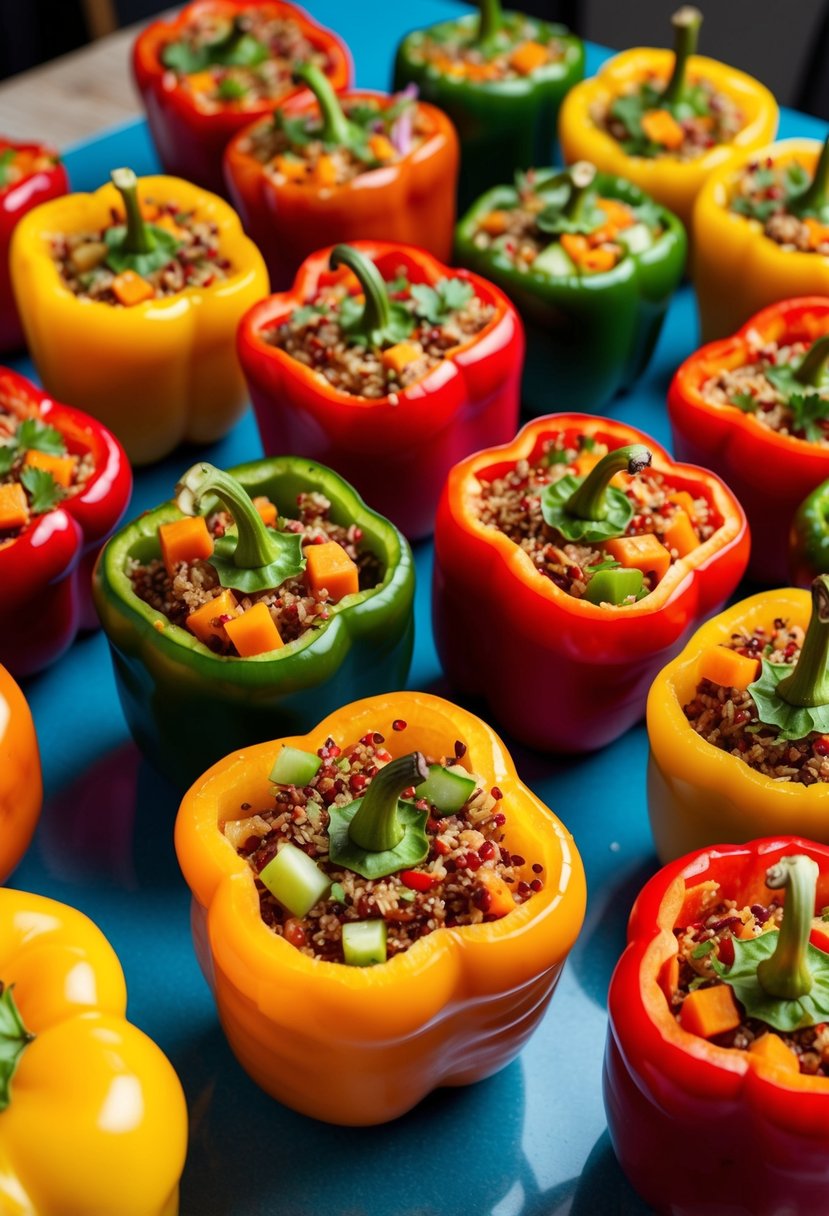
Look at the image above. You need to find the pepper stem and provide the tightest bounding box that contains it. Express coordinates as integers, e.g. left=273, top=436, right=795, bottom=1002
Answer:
left=329, top=244, right=390, bottom=340
left=111, top=167, right=154, bottom=255
left=348, top=752, right=430, bottom=853
left=564, top=162, right=597, bottom=223
left=477, top=0, right=503, bottom=44
left=175, top=463, right=280, bottom=571
left=661, top=6, right=703, bottom=107
left=757, top=855, right=818, bottom=1000
left=777, top=575, right=829, bottom=707
left=293, top=63, right=353, bottom=147
left=565, top=444, right=652, bottom=522
left=791, top=134, right=829, bottom=219
left=795, top=335, right=829, bottom=389
left=0, top=983, right=34, bottom=1113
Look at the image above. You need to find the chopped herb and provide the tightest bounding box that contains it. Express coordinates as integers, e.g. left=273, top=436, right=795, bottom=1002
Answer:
left=20, top=466, right=65, bottom=514
left=822, top=906, right=829, bottom=922
left=691, top=939, right=715, bottom=959
left=399, top=888, right=417, bottom=903
left=580, top=435, right=597, bottom=451
left=410, top=277, right=474, bottom=325
left=0, top=148, right=16, bottom=188
left=788, top=392, right=829, bottom=442
left=543, top=448, right=572, bottom=466
left=217, top=76, right=248, bottom=101
left=17, top=419, right=66, bottom=455
left=730, top=391, right=757, bottom=413
left=291, top=303, right=328, bottom=327
left=329, top=882, right=346, bottom=904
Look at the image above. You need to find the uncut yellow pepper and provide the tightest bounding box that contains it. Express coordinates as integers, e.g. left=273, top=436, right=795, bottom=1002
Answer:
left=10, top=171, right=268, bottom=465
left=0, top=888, right=188, bottom=1215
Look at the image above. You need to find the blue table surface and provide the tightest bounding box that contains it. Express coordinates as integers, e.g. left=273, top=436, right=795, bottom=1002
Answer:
left=7, top=6, right=829, bottom=1214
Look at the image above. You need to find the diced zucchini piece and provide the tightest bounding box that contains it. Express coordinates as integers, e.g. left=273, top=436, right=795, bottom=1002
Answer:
left=617, top=222, right=653, bottom=254
left=532, top=242, right=577, bottom=277
left=415, top=764, right=476, bottom=814
left=269, top=745, right=322, bottom=787
left=583, top=567, right=645, bottom=605
left=259, top=842, right=330, bottom=917
left=342, top=920, right=387, bottom=967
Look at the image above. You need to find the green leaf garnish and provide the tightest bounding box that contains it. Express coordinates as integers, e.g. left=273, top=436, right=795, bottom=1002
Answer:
left=104, top=224, right=180, bottom=277
left=217, top=76, right=248, bottom=101
left=291, top=303, right=328, bottom=327
left=161, top=19, right=267, bottom=75
left=540, top=444, right=651, bottom=543
left=410, top=278, right=474, bottom=325
left=0, top=149, right=16, bottom=188
left=714, top=932, right=829, bottom=1030
left=211, top=528, right=305, bottom=595
left=0, top=984, right=34, bottom=1112
left=691, top=939, right=715, bottom=959
left=327, top=752, right=430, bottom=880
left=16, top=419, right=66, bottom=455
left=788, top=393, right=829, bottom=443
left=0, top=446, right=15, bottom=476
left=20, top=467, right=64, bottom=514
left=330, top=245, right=415, bottom=349
left=729, top=391, right=758, bottom=413
left=748, top=659, right=829, bottom=740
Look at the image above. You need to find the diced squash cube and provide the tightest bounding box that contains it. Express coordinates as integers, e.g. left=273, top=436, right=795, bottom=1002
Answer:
left=560, top=233, right=590, bottom=264
left=159, top=515, right=214, bottom=577
left=112, top=271, right=154, bottom=307
left=312, top=154, right=338, bottom=187
left=804, top=217, right=829, bottom=250
left=186, top=70, right=216, bottom=94
left=668, top=490, right=698, bottom=520
left=698, top=645, right=760, bottom=691
left=603, top=534, right=671, bottom=583
left=381, top=342, right=420, bottom=375
left=663, top=507, right=699, bottom=558
left=305, top=541, right=359, bottom=603
left=477, top=868, right=517, bottom=918
left=678, top=983, right=742, bottom=1038
left=478, top=210, right=510, bottom=236
left=253, top=496, right=277, bottom=527
left=509, top=40, right=549, bottom=75
left=185, top=588, right=238, bottom=646
left=154, top=213, right=188, bottom=241
left=368, top=134, right=396, bottom=162
left=224, top=602, right=284, bottom=657
left=0, top=482, right=30, bottom=530
left=580, top=246, right=619, bottom=273
left=641, top=108, right=685, bottom=150
left=749, top=1033, right=800, bottom=1073
left=275, top=155, right=307, bottom=182
left=23, top=449, right=76, bottom=487
left=595, top=197, right=635, bottom=231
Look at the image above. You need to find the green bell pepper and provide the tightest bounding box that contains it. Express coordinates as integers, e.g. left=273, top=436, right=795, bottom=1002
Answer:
left=454, top=162, right=687, bottom=413
left=790, top=474, right=829, bottom=588
left=93, top=456, right=415, bottom=789
left=392, top=0, right=584, bottom=212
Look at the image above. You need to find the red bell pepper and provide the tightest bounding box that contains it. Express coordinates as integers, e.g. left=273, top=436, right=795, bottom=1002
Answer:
left=605, top=836, right=829, bottom=1216
left=432, top=413, right=749, bottom=752
left=238, top=239, right=523, bottom=539
left=0, top=138, right=68, bottom=352
left=132, top=0, right=352, bottom=197
left=0, top=367, right=132, bottom=677
left=668, top=296, right=829, bottom=584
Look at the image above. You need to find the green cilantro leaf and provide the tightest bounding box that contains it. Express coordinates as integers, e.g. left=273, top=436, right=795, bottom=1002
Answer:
left=217, top=77, right=248, bottom=102
left=730, top=391, right=758, bottom=413
left=788, top=392, right=829, bottom=442
left=20, top=466, right=64, bottom=514
left=291, top=304, right=327, bottom=327
left=0, top=445, right=16, bottom=476
left=0, top=148, right=16, bottom=188
left=17, top=419, right=66, bottom=455
left=104, top=223, right=181, bottom=278
left=161, top=40, right=210, bottom=74
left=410, top=278, right=474, bottom=325
left=748, top=658, right=829, bottom=740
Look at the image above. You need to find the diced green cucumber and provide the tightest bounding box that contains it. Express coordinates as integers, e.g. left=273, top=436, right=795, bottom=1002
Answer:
left=269, top=745, right=322, bottom=787
left=259, top=842, right=330, bottom=917
left=342, top=920, right=387, bottom=967
left=583, top=567, right=644, bottom=605
left=617, top=222, right=653, bottom=254
left=415, top=764, right=476, bottom=814
left=532, top=242, right=577, bottom=277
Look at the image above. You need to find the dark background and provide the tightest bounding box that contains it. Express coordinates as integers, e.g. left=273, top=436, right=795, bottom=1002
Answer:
left=1, top=0, right=828, bottom=121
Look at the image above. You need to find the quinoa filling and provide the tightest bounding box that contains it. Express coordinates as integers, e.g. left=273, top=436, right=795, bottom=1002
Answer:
left=596, top=75, right=743, bottom=161
left=404, top=15, right=563, bottom=82
left=0, top=145, right=59, bottom=190
left=729, top=157, right=829, bottom=254
left=228, top=727, right=542, bottom=962
left=0, top=410, right=93, bottom=543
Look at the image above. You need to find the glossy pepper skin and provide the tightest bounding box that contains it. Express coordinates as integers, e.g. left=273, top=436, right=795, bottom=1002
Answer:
left=559, top=48, right=777, bottom=233
left=0, top=888, right=188, bottom=1215
left=393, top=12, right=584, bottom=212
left=239, top=240, right=523, bottom=540
left=433, top=413, right=749, bottom=753
left=0, top=367, right=132, bottom=678
left=0, top=138, right=68, bottom=353
left=132, top=0, right=352, bottom=197
left=94, top=456, right=414, bottom=790
left=224, top=91, right=459, bottom=289
left=790, top=477, right=829, bottom=586
left=694, top=139, right=829, bottom=341
left=0, top=665, right=41, bottom=883
left=10, top=173, right=268, bottom=466
left=647, top=587, right=829, bottom=862
left=668, top=297, right=829, bottom=585
left=455, top=168, right=686, bottom=413
left=175, top=691, right=586, bottom=1125
left=605, top=836, right=829, bottom=1216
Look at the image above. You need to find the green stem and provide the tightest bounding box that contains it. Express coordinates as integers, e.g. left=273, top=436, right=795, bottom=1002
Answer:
left=565, top=444, right=652, bottom=522
left=777, top=575, right=829, bottom=707
left=348, top=752, right=429, bottom=852
left=293, top=63, right=353, bottom=147
left=110, top=167, right=154, bottom=256
left=175, top=463, right=279, bottom=570
left=563, top=161, right=597, bottom=223
left=477, top=0, right=503, bottom=44
left=329, top=245, right=390, bottom=340
left=661, top=6, right=703, bottom=107
left=0, top=983, right=34, bottom=1113
left=757, top=855, right=818, bottom=1000
left=791, top=134, right=829, bottom=218
left=795, top=335, right=829, bottom=390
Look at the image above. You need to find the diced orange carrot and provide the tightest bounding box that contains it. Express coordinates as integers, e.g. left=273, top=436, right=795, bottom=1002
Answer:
left=186, top=70, right=216, bottom=94
left=580, top=246, right=620, bottom=273
left=140, top=201, right=160, bottom=222
left=749, top=1033, right=800, bottom=1073
left=253, top=496, right=277, bottom=527
left=381, top=342, right=421, bottom=375
left=112, top=271, right=154, bottom=308
left=573, top=451, right=603, bottom=477
left=804, top=217, right=829, bottom=250
left=312, top=154, right=338, bottom=187
left=658, top=953, right=680, bottom=1002
left=477, top=868, right=517, bottom=918
left=159, top=515, right=214, bottom=576
left=275, top=154, right=308, bottom=182
left=0, top=482, right=29, bottom=530
left=678, top=983, right=742, bottom=1038
left=23, top=449, right=77, bottom=487
left=154, top=213, right=188, bottom=241
left=677, top=879, right=721, bottom=927
left=596, top=197, right=635, bottom=231
left=668, top=490, right=697, bottom=520
left=509, top=40, right=549, bottom=75
left=560, top=233, right=590, bottom=263
left=478, top=210, right=510, bottom=236
left=698, top=645, right=760, bottom=691
left=663, top=508, right=699, bottom=558
left=224, top=602, right=284, bottom=657
left=735, top=919, right=756, bottom=940
left=463, top=61, right=498, bottom=81
left=641, top=108, right=686, bottom=150
left=603, top=534, right=671, bottom=583
left=368, top=133, right=396, bottom=162
left=305, top=541, right=359, bottom=603
left=186, top=588, right=238, bottom=647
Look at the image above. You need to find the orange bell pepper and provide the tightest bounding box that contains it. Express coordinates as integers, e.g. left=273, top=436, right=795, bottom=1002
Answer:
left=174, top=691, right=586, bottom=1125
left=0, top=665, right=41, bottom=883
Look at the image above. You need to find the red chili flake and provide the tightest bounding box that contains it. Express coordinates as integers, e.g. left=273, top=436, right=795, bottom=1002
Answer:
left=454, top=740, right=467, bottom=758
left=717, top=936, right=735, bottom=967
left=435, top=839, right=451, bottom=856
left=491, top=786, right=503, bottom=800
left=401, top=870, right=434, bottom=892
left=392, top=719, right=407, bottom=731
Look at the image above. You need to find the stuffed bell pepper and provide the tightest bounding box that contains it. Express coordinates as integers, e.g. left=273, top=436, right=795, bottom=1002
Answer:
left=606, top=837, right=829, bottom=1216
left=647, top=578, right=829, bottom=862
left=559, top=6, right=778, bottom=232
left=94, top=458, right=414, bottom=789
left=10, top=166, right=268, bottom=465
left=0, top=137, right=68, bottom=352
left=433, top=413, right=749, bottom=753
left=224, top=65, right=458, bottom=288
left=133, top=0, right=352, bottom=196
left=694, top=135, right=829, bottom=340
left=175, top=691, right=586, bottom=1125
left=455, top=159, right=686, bottom=413
left=668, top=296, right=829, bottom=584
left=0, top=665, right=41, bottom=884
left=0, top=366, right=131, bottom=677
left=0, top=888, right=187, bottom=1215
left=238, top=241, right=523, bottom=540
left=394, top=0, right=584, bottom=212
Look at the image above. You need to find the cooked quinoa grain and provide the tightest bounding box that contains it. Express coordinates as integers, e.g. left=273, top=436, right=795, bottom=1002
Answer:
left=0, top=408, right=93, bottom=543
left=597, top=74, right=744, bottom=161
left=404, top=15, right=564, bottom=82
left=730, top=157, right=829, bottom=254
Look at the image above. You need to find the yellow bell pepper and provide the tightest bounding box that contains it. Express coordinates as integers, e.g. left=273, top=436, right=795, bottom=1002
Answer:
left=0, top=888, right=188, bottom=1215
left=0, top=665, right=41, bottom=884
left=558, top=10, right=777, bottom=232
left=10, top=169, right=268, bottom=465
left=693, top=138, right=829, bottom=340
left=175, top=691, right=586, bottom=1125
left=647, top=585, right=829, bottom=863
